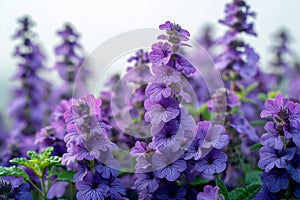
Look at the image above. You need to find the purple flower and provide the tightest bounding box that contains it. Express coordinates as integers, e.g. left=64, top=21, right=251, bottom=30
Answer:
left=172, top=54, right=196, bottom=76
left=146, top=83, right=171, bottom=102
left=134, top=173, right=159, bottom=193
left=148, top=42, right=172, bottom=66
left=258, top=146, right=295, bottom=172
left=260, top=94, right=289, bottom=119
left=107, top=177, right=126, bottom=199
left=197, top=185, right=223, bottom=200
left=261, top=168, right=289, bottom=193
left=145, top=97, right=180, bottom=125
left=0, top=177, right=32, bottom=200
left=151, top=65, right=181, bottom=85
left=159, top=21, right=190, bottom=37
left=130, top=141, right=149, bottom=157
left=47, top=181, right=68, bottom=199
left=76, top=172, right=109, bottom=200
left=260, top=122, right=283, bottom=150
left=253, top=184, right=279, bottom=200
left=154, top=182, right=186, bottom=200
left=95, top=151, right=120, bottom=178
left=153, top=150, right=187, bottom=181
left=195, top=149, right=227, bottom=175
left=152, top=120, right=184, bottom=151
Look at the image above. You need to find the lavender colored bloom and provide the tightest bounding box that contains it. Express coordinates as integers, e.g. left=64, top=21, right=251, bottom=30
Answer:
left=258, top=146, right=295, bottom=172
left=197, top=185, right=223, bottom=200
left=76, top=172, right=109, bottom=200
left=152, top=120, right=184, bottom=151
left=195, top=149, right=227, bottom=175
left=260, top=94, right=289, bottom=119
left=146, top=83, right=171, bottom=102
left=151, top=65, right=181, bottom=85
left=106, top=177, right=126, bottom=199
left=47, top=181, right=68, bottom=199
left=95, top=151, right=120, bottom=178
left=130, top=141, right=149, bottom=157
left=134, top=173, right=159, bottom=193
left=261, top=168, right=289, bottom=193
left=154, top=182, right=186, bottom=200
left=260, top=122, right=283, bottom=150
left=159, top=21, right=190, bottom=38
left=148, top=42, right=172, bottom=66
left=145, top=97, right=179, bottom=125
left=153, top=150, right=187, bottom=181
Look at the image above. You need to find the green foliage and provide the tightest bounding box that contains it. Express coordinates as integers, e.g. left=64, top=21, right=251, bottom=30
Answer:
left=199, top=104, right=211, bottom=121
left=245, top=171, right=262, bottom=186
left=10, top=147, right=61, bottom=177
left=188, top=177, right=211, bottom=186
left=249, top=143, right=263, bottom=151
left=215, top=174, right=230, bottom=200
left=48, top=168, right=75, bottom=183
left=229, top=184, right=261, bottom=200
left=0, top=166, right=30, bottom=180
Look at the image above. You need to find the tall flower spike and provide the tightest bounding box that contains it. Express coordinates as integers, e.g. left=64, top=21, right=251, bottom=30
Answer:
left=9, top=16, right=51, bottom=136
left=215, top=0, right=259, bottom=84
left=255, top=94, right=300, bottom=198
left=53, top=24, right=90, bottom=101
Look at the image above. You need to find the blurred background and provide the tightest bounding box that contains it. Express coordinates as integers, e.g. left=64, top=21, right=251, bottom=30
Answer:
left=0, top=0, right=299, bottom=120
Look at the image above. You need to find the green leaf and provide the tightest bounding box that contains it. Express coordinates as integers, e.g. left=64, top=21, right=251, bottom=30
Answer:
left=229, top=184, right=261, bottom=200
left=268, top=91, right=281, bottom=99
left=229, top=188, right=246, bottom=200
left=41, top=147, right=54, bottom=159
left=199, top=104, right=211, bottom=121
left=0, top=166, right=30, bottom=181
left=215, top=174, right=230, bottom=200
left=258, top=93, right=267, bottom=101
left=245, top=171, right=262, bottom=186
left=250, top=120, right=266, bottom=127
left=188, top=177, right=210, bottom=186
left=249, top=143, right=263, bottom=151
left=245, top=82, right=259, bottom=95
left=246, top=184, right=261, bottom=199
left=49, top=168, right=75, bottom=183
left=10, top=157, right=42, bottom=177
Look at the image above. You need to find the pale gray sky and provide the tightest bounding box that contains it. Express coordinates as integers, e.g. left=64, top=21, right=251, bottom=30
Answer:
left=0, top=0, right=299, bottom=116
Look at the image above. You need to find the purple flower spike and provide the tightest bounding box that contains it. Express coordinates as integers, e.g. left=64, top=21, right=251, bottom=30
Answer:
left=151, top=65, right=181, bottom=85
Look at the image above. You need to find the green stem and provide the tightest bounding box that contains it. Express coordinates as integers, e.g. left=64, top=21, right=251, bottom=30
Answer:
left=40, top=176, right=47, bottom=200
left=27, top=179, right=44, bottom=199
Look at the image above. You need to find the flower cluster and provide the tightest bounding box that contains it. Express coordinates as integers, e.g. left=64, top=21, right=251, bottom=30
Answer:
left=256, top=94, right=300, bottom=198
left=61, top=94, right=126, bottom=200
left=53, top=24, right=89, bottom=101
left=215, top=0, right=259, bottom=85
left=9, top=16, right=50, bottom=136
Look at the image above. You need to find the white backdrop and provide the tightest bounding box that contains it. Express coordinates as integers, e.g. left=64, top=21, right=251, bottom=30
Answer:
left=0, top=0, right=299, bottom=117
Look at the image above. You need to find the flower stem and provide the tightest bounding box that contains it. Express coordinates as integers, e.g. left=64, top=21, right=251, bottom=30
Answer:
left=27, top=179, right=44, bottom=199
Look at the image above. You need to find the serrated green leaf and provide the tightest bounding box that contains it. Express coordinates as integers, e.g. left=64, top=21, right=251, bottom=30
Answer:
left=28, top=151, right=40, bottom=160
left=10, top=157, right=42, bottom=177
left=215, top=174, right=230, bottom=200
left=245, top=171, right=262, bottom=186
left=0, top=166, right=29, bottom=180
left=249, top=143, right=263, bottom=151
left=41, top=147, right=54, bottom=159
